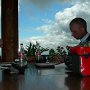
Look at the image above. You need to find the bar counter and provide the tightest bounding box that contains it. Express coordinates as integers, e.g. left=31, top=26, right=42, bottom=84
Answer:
left=0, top=62, right=90, bottom=90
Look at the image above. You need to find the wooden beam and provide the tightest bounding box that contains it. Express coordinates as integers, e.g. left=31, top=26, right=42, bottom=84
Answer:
left=1, top=0, right=18, bottom=62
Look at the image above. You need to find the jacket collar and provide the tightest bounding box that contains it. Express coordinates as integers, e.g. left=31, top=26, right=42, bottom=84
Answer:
left=80, top=33, right=89, bottom=43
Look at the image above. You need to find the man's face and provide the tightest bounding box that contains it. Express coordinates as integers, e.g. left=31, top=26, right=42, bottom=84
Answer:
left=70, top=23, right=85, bottom=39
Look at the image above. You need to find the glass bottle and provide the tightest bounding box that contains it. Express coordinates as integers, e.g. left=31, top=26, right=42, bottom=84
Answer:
left=36, top=47, right=41, bottom=62
left=19, top=43, right=25, bottom=63
left=19, top=43, right=28, bottom=67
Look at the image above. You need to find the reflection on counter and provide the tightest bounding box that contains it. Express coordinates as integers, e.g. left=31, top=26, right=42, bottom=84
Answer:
left=65, top=72, right=90, bottom=90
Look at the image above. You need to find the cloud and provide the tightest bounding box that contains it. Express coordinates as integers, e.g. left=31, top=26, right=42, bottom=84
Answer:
left=41, top=19, right=52, bottom=24
left=21, top=0, right=72, bottom=10
left=54, top=2, right=89, bottom=34
left=0, top=0, right=1, bottom=17
left=18, top=0, right=20, bottom=12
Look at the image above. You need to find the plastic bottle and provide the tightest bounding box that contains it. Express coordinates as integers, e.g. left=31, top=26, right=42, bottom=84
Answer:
left=19, top=43, right=25, bottom=62
left=36, top=49, right=41, bottom=62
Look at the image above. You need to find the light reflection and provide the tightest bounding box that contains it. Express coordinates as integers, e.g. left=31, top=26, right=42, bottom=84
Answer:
left=65, top=72, right=90, bottom=90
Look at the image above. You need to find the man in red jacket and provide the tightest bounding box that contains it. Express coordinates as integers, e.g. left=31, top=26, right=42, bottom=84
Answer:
left=65, top=17, right=90, bottom=70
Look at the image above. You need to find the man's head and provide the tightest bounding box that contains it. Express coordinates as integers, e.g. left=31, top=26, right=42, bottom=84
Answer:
left=69, top=17, right=87, bottom=39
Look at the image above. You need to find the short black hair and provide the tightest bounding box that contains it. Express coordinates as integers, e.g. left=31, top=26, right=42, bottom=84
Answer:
left=70, top=17, right=87, bottom=31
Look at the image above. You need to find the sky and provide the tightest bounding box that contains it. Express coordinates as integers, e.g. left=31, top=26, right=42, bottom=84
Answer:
left=1, top=0, right=90, bottom=50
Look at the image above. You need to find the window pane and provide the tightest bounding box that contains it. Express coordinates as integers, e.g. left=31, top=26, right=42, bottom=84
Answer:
left=18, top=0, right=89, bottom=53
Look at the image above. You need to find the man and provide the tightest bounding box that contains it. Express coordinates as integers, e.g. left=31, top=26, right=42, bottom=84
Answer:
left=69, top=17, right=90, bottom=45
left=65, top=17, right=90, bottom=70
